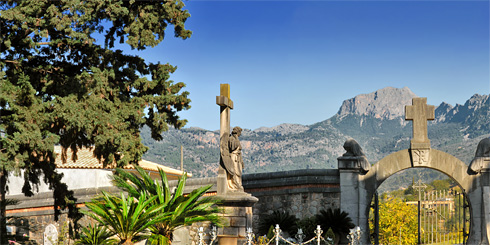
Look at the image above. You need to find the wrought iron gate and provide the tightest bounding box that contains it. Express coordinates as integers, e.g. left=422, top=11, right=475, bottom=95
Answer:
left=420, top=190, right=469, bottom=244
left=371, top=190, right=470, bottom=244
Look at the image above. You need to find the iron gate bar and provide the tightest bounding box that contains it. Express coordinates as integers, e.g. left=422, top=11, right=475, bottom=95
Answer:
left=371, top=186, right=469, bottom=244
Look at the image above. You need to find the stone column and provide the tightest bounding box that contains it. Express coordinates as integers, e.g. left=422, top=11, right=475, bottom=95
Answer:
left=338, top=155, right=369, bottom=245
left=476, top=159, right=490, bottom=244
left=467, top=138, right=490, bottom=244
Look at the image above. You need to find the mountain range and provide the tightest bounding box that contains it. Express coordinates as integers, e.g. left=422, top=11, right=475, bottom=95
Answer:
left=141, top=87, right=490, bottom=188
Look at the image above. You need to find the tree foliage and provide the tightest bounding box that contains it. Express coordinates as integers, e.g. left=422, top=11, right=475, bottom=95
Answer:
left=0, top=0, right=192, bottom=231
left=375, top=197, right=418, bottom=245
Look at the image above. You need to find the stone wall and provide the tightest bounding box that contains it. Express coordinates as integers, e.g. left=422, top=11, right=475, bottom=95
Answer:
left=242, top=169, right=340, bottom=230
left=6, top=169, right=341, bottom=244
left=6, top=187, right=117, bottom=244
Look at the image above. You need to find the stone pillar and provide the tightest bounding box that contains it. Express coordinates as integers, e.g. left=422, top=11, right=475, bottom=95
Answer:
left=467, top=138, right=490, bottom=244
left=476, top=159, right=490, bottom=244
left=338, top=156, right=369, bottom=245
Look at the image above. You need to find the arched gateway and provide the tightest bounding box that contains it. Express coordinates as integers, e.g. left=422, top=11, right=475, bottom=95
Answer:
left=338, top=98, right=489, bottom=244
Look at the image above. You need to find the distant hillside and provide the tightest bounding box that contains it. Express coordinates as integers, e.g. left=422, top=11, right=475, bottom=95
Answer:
left=142, top=87, right=490, bottom=192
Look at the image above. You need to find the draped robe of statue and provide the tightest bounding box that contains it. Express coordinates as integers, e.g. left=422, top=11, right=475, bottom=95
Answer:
left=219, top=127, right=244, bottom=191
left=229, top=133, right=243, bottom=190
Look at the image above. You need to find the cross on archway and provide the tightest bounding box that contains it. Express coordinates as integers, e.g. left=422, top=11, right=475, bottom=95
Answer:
left=405, top=97, right=435, bottom=149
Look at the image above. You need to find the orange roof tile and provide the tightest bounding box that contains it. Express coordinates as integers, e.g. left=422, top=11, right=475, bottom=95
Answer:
left=54, top=146, right=191, bottom=178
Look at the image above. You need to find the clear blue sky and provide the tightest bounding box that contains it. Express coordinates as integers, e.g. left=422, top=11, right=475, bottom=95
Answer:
left=123, top=0, right=490, bottom=131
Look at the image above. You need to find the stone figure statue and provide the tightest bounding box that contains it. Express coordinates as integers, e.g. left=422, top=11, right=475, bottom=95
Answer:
left=220, top=126, right=244, bottom=191
left=469, top=137, right=490, bottom=173
left=342, top=138, right=371, bottom=173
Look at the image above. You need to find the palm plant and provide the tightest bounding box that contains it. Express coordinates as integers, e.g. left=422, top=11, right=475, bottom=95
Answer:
left=83, top=191, right=171, bottom=245
left=257, top=210, right=299, bottom=237
left=112, top=166, right=222, bottom=244
left=75, top=223, right=118, bottom=245
left=315, top=208, right=354, bottom=244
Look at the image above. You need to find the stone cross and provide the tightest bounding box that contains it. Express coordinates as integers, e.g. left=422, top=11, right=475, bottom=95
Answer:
left=405, top=97, right=435, bottom=149
left=216, top=84, right=233, bottom=141
left=216, top=84, right=233, bottom=194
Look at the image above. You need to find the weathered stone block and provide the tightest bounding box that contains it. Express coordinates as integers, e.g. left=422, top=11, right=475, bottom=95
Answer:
left=229, top=217, right=247, bottom=227
left=238, top=226, right=246, bottom=237
left=222, top=206, right=247, bottom=216
left=222, top=226, right=239, bottom=236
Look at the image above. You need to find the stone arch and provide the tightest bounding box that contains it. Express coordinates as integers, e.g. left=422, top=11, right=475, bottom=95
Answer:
left=342, top=148, right=482, bottom=244
left=363, top=149, right=476, bottom=202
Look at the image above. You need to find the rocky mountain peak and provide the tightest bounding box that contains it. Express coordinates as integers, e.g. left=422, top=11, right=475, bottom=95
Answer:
left=336, top=87, right=417, bottom=120
left=434, top=94, right=489, bottom=124
left=434, top=102, right=454, bottom=123
left=465, top=94, right=489, bottom=110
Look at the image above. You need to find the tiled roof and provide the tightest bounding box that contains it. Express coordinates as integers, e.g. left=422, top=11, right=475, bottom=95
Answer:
left=54, top=146, right=191, bottom=178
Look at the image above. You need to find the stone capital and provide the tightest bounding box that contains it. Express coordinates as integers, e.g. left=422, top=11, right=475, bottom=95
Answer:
left=216, top=194, right=258, bottom=207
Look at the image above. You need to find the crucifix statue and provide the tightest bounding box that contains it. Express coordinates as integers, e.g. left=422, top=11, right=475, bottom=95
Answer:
left=405, top=97, right=435, bottom=165
left=216, top=84, right=244, bottom=194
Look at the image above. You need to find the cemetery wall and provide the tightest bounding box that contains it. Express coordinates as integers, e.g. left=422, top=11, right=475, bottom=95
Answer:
left=6, top=169, right=340, bottom=244
left=242, top=169, right=340, bottom=228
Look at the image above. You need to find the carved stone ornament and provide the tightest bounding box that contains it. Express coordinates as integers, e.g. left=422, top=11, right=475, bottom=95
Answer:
left=341, top=138, right=370, bottom=173
left=469, top=137, right=490, bottom=174
left=411, top=149, right=430, bottom=165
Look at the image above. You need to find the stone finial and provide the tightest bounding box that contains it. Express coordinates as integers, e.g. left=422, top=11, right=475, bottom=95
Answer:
left=338, top=138, right=370, bottom=173
left=469, top=137, right=490, bottom=174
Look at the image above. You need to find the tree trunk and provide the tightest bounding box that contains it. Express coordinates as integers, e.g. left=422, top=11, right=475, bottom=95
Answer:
left=0, top=168, right=7, bottom=245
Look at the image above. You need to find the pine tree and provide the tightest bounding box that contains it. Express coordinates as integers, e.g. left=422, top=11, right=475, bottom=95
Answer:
left=0, top=1, right=192, bottom=243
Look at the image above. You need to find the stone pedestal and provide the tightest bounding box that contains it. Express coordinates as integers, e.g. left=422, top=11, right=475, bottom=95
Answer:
left=338, top=156, right=369, bottom=245
left=216, top=194, right=258, bottom=245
